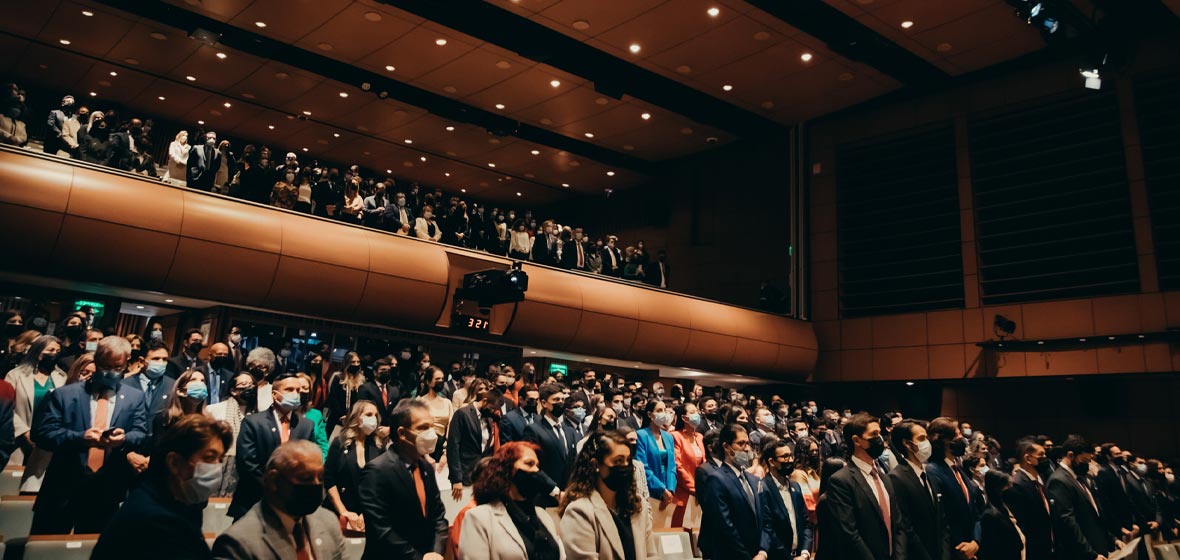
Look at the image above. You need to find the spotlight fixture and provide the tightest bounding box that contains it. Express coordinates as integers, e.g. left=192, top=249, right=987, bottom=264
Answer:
left=216, top=52, right=227, bottom=60
left=993, top=314, right=1017, bottom=339
left=629, top=43, right=641, bottom=54
left=707, top=7, right=720, bottom=17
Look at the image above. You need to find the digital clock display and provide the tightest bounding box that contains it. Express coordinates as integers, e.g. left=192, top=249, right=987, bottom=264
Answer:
left=464, top=317, right=490, bottom=331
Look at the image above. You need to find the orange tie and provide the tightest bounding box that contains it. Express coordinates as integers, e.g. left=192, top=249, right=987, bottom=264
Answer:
left=412, top=463, right=427, bottom=517
left=952, top=465, right=971, bottom=503
left=87, top=396, right=109, bottom=472
left=490, top=420, right=501, bottom=451
left=280, top=414, right=291, bottom=443
left=293, top=518, right=312, bottom=560
left=380, top=386, right=388, bottom=409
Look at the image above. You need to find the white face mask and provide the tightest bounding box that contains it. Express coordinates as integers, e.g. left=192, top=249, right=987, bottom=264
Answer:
left=914, top=439, right=933, bottom=463
left=1167, top=474, right=1175, bottom=484
left=413, top=427, right=438, bottom=456
left=360, top=416, right=378, bottom=435
left=796, top=430, right=809, bottom=440
left=978, top=466, right=990, bottom=477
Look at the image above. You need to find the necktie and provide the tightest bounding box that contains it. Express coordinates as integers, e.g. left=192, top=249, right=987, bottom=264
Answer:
left=412, top=463, right=427, bottom=517
left=952, top=465, right=972, bottom=503
left=293, top=518, right=312, bottom=560
left=738, top=471, right=756, bottom=511
left=1033, top=478, right=1050, bottom=513
left=554, top=423, right=568, bottom=456
left=870, top=467, right=892, bottom=550
left=920, top=472, right=936, bottom=506
left=489, top=419, right=500, bottom=451
left=576, top=243, right=584, bottom=268
left=87, top=395, right=109, bottom=472
left=280, top=414, right=291, bottom=443
left=380, top=386, right=388, bottom=408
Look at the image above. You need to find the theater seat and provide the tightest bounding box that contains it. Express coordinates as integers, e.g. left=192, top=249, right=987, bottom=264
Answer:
left=1157, top=544, right=1180, bottom=560
left=0, top=469, right=23, bottom=496
left=23, top=534, right=98, bottom=560
left=0, top=496, right=35, bottom=544
left=652, top=528, right=698, bottom=560
left=202, top=498, right=233, bottom=535
left=343, top=536, right=364, bottom=560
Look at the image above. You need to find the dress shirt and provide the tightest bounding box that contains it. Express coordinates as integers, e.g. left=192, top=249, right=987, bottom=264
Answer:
left=543, top=414, right=568, bottom=450
left=727, top=462, right=756, bottom=506
left=89, top=389, right=117, bottom=426
left=1059, top=460, right=1099, bottom=512
left=909, top=458, right=935, bottom=504
left=772, top=475, right=800, bottom=551
left=852, top=455, right=889, bottom=511
left=473, top=406, right=490, bottom=451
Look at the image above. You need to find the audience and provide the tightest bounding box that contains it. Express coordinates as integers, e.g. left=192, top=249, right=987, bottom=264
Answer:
left=559, top=430, right=655, bottom=559
left=458, top=441, right=564, bottom=559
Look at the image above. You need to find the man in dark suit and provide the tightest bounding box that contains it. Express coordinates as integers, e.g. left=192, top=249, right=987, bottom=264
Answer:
left=530, top=220, right=560, bottom=266
left=925, top=417, right=981, bottom=560
left=823, top=413, right=907, bottom=560
left=1093, top=443, right=1137, bottom=540
left=1125, top=454, right=1161, bottom=532
left=357, top=358, right=400, bottom=427
left=500, top=384, right=540, bottom=444
left=600, top=236, right=623, bottom=277
left=700, top=423, right=771, bottom=560
left=358, top=399, right=448, bottom=560
left=447, top=383, right=501, bottom=502
left=187, top=130, right=222, bottom=191
left=1006, top=438, right=1054, bottom=560
left=888, top=419, right=948, bottom=560
left=169, top=328, right=208, bottom=379
left=206, top=342, right=234, bottom=404
left=645, top=250, right=671, bottom=288
left=1047, top=434, right=1115, bottom=560
left=760, top=439, right=813, bottom=560
left=695, top=430, right=724, bottom=559
left=106, top=118, right=144, bottom=171
left=229, top=372, right=317, bottom=520
left=523, top=383, right=578, bottom=489
left=122, top=339, right=176, bottom=475
left=31, top=336, right=149, bottom=534
left=559, top=229, right=589, bottom=271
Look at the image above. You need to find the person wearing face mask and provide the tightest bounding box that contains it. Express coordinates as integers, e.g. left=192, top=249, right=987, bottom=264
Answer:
left=186, top=130, right=222, bottom=191
left=208, top=373, right=259, bottom=497
left=1123, top=453, right=1162, bottom=535
left=636, top=399, right=678, bottom=529
left=749, top=406, right=777, bottom=450
left=925, top=417, right=981, bottom=560
left=821, top=413, right=905, bottom=560
left=226, top=327, right=245, bottom=373
left=325, top=351, right=367, bottom=438
left=759, top=440, right=813, bottom=560
left=564, top=396, right=589, bottom=439
left=559, top=431, right=656, bottom=560
left=417, top=365, right=455, bottom=464
left=62, top=326, right=103, bottom=372
left=31, top=336, right=149, bottom=534
left=979, top=470, right=1026, bottom=560
left=1005, top=439, right=1052, bottom=560
left=214, top=440, right=345, bottom=559
left=55, top=313, right=87, bottom=368
left=44, top=94, right=77, bottom=158
left=5, top=335, right=66, bottom=493
left=670, top=401, right=705, bottom=530
left=524, top=383, right=579, bottom=491
left=447, top=380, right=503, bottom=504
left=1047, top=434, right=1116, bottom=560
left=383, top=190, right=416, bottom=235
left=415, top=204, right=444, bottom=242
left=155, top=370, right=210, bottom=439
left=93, top=414, right=233, bottom=560
left=501, top=385, right=541, bottom=444
left=326, top=400, right=387, bottom=535
left=458, top=441, right=565, bottom=559
left=1093, top=444, right=1138, bottom=541
left=887, top=419, right=948, bottom=560
left=698, top=423, right=770, bottom=560
left=229, top=372, right=317, bottom=521
left=122, top=340, right=178, bottom=475
left=295, top=373, right=330, bottom=460
left=206, top=342, right=234, bottom=404
left=357, top=357, right=400, bottom=427
left=575, top=403, right=618, bottom=455
left=170, top=328, right=208, bottom=381
left=358, top=399, right=448, bottom=559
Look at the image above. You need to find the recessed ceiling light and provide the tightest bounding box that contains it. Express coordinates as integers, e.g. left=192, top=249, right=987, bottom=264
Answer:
left=109, top=71, right=118, bottom=77
left=569, top=160, right=580, bottom=167
left=88, top=91, right=96, bottom=97
left=302, top=110, right=312, bottom=116
left=404, top=139, right=413, bottom=144
left=901, top=20, right=914, bottom=29
left=363, top=11, right=382, bottom=22
left=150, top=32, right=167, bottom=40
left=445, top=125, right=455, bottom=131
left=59, top=39, right=71, bottom=45
left=435, top=38, right=448, bottom=46
left=185, top=75, right=196, bottom=81
left=594, top=97, right=609, bottom=105
left=572, top=20, right=591, bottom=31
left=254, top=21, right=267, bottom=28
left=157, top=96, right=166, bottom=100
left=386, top=169, right=392, bottom=174
left=549, top=79, right=561, bottom=88
left=584, top=132, right=595, bottom=138
left=301, top=147, right=308, bottom=152
left=197, top=120, right=204, bottom=125
left=722, top=84, right=734, bottom=91
left=516, top=192, right=521, bottom=197
left=216, top=52, right=227, bottom=59
left=445, top=172, right=451, bottom=177
left=707, top=7, right=720, bottom=17
left=838, top=72, right=855, bottom=81
left=164, top=299, right=174, bottom=303
left=561, top=183, right=570, bottom=188
left=420, top=156, right=427, bottom=162
left=641, top=112, right=651, bottom=120
left=606, top=171, right=615, bottom=176
left=384, top=65, right=395, bottom=71
left=628, top=43, right=641, bottom=54
left=81, top=10, right=94, bottom=16
left=801, top=53, right=813, bottom=62
left=333, top=133, right=340, bottom=138
left=339, top=92, right=349, bottom=98
left=487, top=163, right=496, bottom=168
left=494, top=60, right=512, bottom=70
left=223, top=102, right=232, bottom=108
left=530, top=150, right=540, bottom=155
left=495, top=103, right=506, bottom=110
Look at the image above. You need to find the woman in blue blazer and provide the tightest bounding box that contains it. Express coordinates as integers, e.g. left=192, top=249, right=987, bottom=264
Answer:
left=635, top=399, right=677, bottom=527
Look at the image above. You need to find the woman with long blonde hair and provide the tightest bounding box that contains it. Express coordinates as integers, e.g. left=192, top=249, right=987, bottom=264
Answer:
left=325, top=400, right=387, bottom=533
left=325, top=352, right=366, bottom=437
left=163, top=129, right=188, bottom=182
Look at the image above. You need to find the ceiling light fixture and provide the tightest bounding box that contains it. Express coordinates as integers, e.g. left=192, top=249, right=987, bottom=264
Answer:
left=333, top=133, right=340, bottom=138
left=530, top=150, right=540, bottom=155
left=516, top=192, right=522, bottom=197
left=420, top=156, right=427, bottom=162
left=157, top=96, right=166, bottom=100
left=302, top=110, right=312, bottom=116
left=488, top=163, right=496, bottom=168
left=185, top=75, right=196, bottom=81
left=561, top=183, right=570, bottom=188
left=495, top=103, right=505, bottom=109
left=549, top=79, right=561, bottom=88
left=707, top=7, right=720, bottom=17
left=301, top=147, right=308, bottom=152
left=445, top=125, right=455, bottom=131
left=722, top=84, right=733, bottom=91
left=404, top=139, right=413, bottom=144
left=384, top=65, right=395, bottom=71
left=136, top=305, right=144, bottom=310
left=59, top=39, right=71, bottom=45
left=164, top=299, right=174, bottom=303
left=216, top=52, right=227, bottom=59
left=572, top=20, right=591, bottom=30
left=339, top=92, right=348, bottom=98
left=223, top=102, right=231, bottom=108
left=89, top=91, right=97, bottom=97
left=109, top=71, right=118, bottom=76
left=254, top=21, right=267, bottom=28
left=901, top=20, right=914, bottom=28
left=445, top=172, right=451, bottom=177
left=606, top=171, right=615, bottom=176
left=435, top=38, right=447, bottom=46
left=268, top=125, right=275, bottom=130
left=641, top=112, right=651, bottom=120
left=81, top=10, right=94, bottom=16
left=628, top=43, right=641, bottom=54
left=800, top=52, right=813, bottom=62
left=584, top=132, right=594, bottom=138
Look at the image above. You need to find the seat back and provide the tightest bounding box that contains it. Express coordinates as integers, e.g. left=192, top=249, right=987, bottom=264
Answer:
left=652, top=529, right=697, bottom=560
left=343, top=536, right=365, bottom=560
left=1157, top=544, right=1180, bottom=560
left=0, top=496, right=35, bottom=544
left=0, top=469, right=23, bottom=496
left=23, top=534, right=99, bottom=560
left=202, top=498, right=233, bottom=535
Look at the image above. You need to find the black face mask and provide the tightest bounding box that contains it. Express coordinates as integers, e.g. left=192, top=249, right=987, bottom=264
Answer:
left=949, top=437, right=969, bottom=457
left=64, top=325, right=84, bottom=341
left=130, top=348, right=146, bottom=362
left=603, top=420, right=618, bottom=431
left=1071, top=459, right=1091, bottom=478
left=248, top=366, right=265, bottom=383
left=603, top=465, right=632, bottom=493
left=3, top=324, right=22, bottom=338
left=87, top=368, right=123, bottom=394
left=866, top=435, right=886, bottom=459
left=524, top=398, right=538, bottom=410
left=777, top=461, right=796, bottom=477
left=210, top=356, right=231, bottom=371
left=187, top=342, right=203, bottom=356
left=235, top=387, right=257, bottom=404
left=1111, top=456, right=1126, bottom=466
left=281, top=482, right=324, bottom=517
left=376, top=370, right=391, bottom=383
left=431, top=382, right=445, bottom=393
left=346, top=365, right=361, bottom=374
left=38, top=354, right=58, bottom=372
left=512, top=469, right=550, bottom=501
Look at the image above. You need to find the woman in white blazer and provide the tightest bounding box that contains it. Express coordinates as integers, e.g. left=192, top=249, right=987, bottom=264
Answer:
left=3, top=335, right=67, bottom=490
left=163, top=130, right=188, bottom=182
left=415, top=204, right=444, bottom=242
left=458, top=441, right=564, bottom=560
left=559, top=431, right=657, bottom=560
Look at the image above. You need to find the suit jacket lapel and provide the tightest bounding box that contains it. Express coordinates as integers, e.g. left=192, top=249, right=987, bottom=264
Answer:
left=493, top=503, right=527, bottom=555
left=591, top=492, right=626, bottom=559
left=263, top=409, right=281, bottom=448
left=109, top=388, right=129, bottom=427
left=849, top=463, right=888, bottom=531
left=259, top=503, right=295, bottom=558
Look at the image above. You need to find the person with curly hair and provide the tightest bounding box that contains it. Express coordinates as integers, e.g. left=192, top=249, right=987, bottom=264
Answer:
left=559, top=430, right=656, bottom=559
left=458, top=441, right=563, bottom=559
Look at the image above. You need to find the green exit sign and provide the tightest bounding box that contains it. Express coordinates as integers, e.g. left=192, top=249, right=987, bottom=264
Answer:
left=549, top=363, right=568, bottom=376
left=73, top=300, right=105, bottom=320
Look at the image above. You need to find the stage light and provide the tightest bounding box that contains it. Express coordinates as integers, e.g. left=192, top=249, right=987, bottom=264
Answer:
left=994, top=315, right=1017, bottom=338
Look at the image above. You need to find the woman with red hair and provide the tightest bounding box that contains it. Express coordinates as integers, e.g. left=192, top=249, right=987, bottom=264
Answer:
left=457, top=441, right=565, bottom=559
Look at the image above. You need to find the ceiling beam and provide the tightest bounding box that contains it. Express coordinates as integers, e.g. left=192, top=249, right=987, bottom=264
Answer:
left=92, top=0, right=655, bottom=175
left=384, top=0, right=785, bottom=138
left=742, top=0, right=950, bottom=87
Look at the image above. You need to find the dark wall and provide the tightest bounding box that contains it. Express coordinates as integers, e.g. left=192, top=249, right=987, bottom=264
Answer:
left=547, top=134, right=793, bottom=310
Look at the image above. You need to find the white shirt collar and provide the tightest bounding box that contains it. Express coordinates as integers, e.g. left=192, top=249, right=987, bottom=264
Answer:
left=851, top=454, right=877, bottom=476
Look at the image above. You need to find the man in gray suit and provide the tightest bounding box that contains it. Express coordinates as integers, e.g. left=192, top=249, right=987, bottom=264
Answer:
left=187, top=130, right=222, bottom=192
left=213, top=440, right=344, bottom=560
